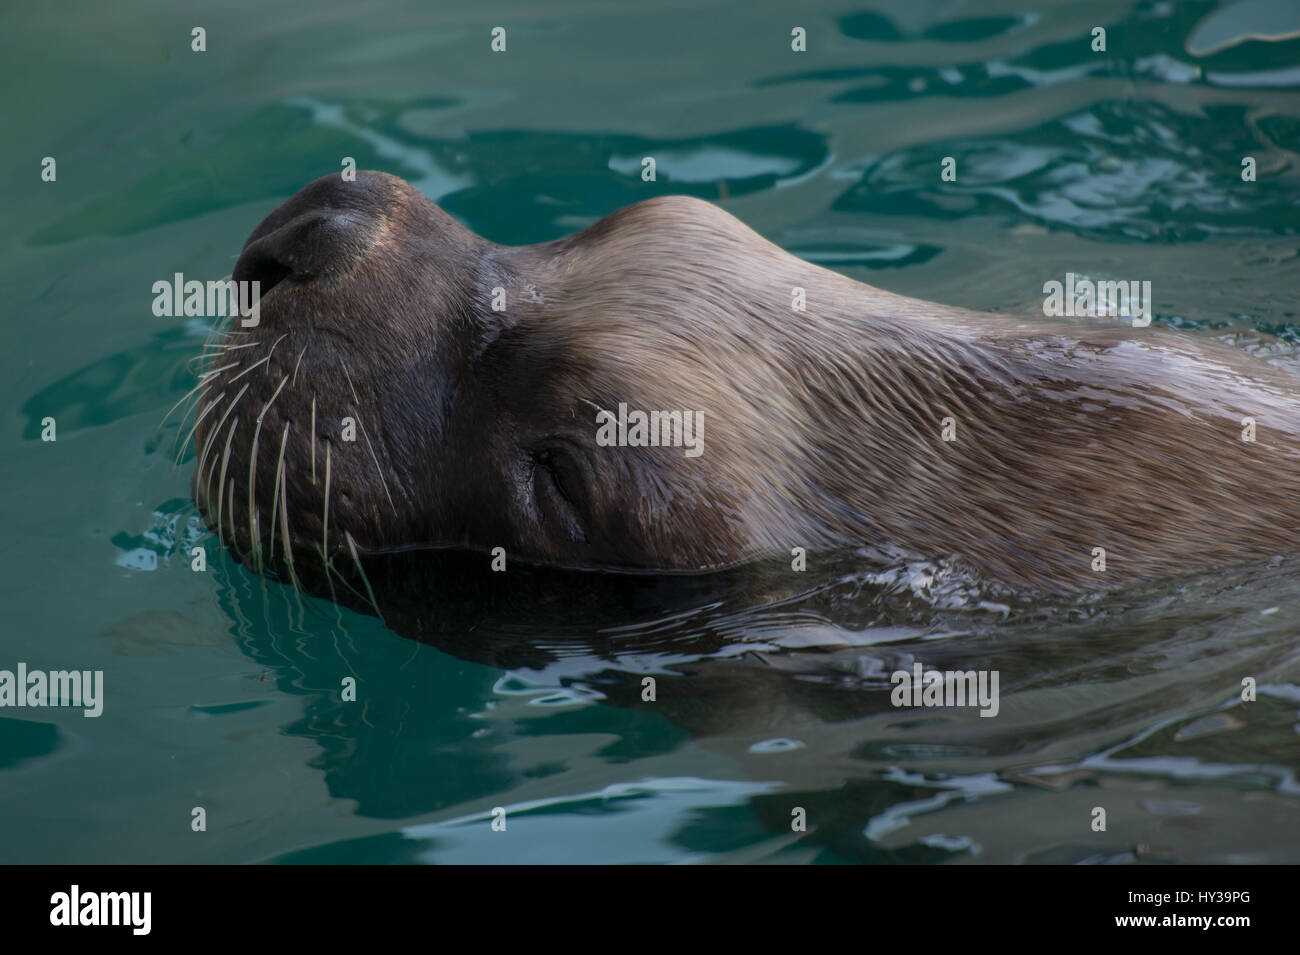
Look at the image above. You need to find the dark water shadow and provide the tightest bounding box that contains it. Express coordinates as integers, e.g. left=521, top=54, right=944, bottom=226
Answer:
left=190, top=534, right=1300, bottom=863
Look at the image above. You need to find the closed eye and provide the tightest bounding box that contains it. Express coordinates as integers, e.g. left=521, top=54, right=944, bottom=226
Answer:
left=529, top=444, right=590, bottom=539
left=535, top=449, right=574, bottom=503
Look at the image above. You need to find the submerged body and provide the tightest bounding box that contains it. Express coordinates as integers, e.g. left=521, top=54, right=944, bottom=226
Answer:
left=191, top=171, right=1300, bottom=594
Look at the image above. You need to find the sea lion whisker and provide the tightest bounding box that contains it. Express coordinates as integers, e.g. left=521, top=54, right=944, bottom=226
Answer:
left=264, top=333, right=288, bottom=368
left=322, top=441, right=332, bottom=560
left=188, top=350, right=229, bottom=375
left=291, top=346, right=307, bottom=388
left=215, top=418, right=240, bottom=548
left=346, top=531, right=385, bottom=623
left=340, top=361, right=362, bottom=405
left=160, top=364, right=238, bottom=431
left=156, top=386, right=206, bottom=463
left=315, top=544, right=340, bottom=606
left=269, top=421, right=290, bottom=563
left=226, top=477, right=237, bottom=547
left=194, top=337, right=251, bottom=369
left=186, top=353, right=228, bottom=379
left=310, top=395, right=317, bottom=485
left=195, top=342, right=234, bottom=356
left=198, top=341, right=259, bottom=356
left=174, top=391, right=226, bottom=468
left=247, top=374, right=290, bottom=575
left=337, top=363, right=395, bottom=512
left=313, top=541, right=372, bottom=609
left=352, top=412, right=396, bottom=516
left=201, top=308, right=228, bottom=353
left=208, top=329, right=253, bottom=343
left=228, top=350, right=276, bottom=383
left=197, top=382, right=250, bottom=494
left=277, top=457, right=302, bottom=593
left=201, top=310, right=242, bottom=361
left=196, top=362, right=241, bottom=382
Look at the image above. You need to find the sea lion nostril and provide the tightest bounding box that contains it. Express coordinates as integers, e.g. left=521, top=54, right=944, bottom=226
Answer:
left=232, top=247, right=293, bottom=297
left=233, top=210, right=367, bottom=294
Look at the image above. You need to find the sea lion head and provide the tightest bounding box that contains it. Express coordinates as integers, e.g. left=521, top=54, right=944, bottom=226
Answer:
left=192, top=171, right=795, bottom=582
left=192, top=173, right=1300, bottom=595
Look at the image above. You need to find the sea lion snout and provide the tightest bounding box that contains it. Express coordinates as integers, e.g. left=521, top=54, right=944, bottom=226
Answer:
left=232, top=172, right=403, bottom=297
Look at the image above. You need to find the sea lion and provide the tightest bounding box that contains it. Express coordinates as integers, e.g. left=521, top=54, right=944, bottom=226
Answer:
left=190, top=170, right=1300, bottom=594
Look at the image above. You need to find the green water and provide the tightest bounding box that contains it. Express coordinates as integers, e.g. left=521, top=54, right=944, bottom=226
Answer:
left=3, top=0, right=1300, bottom=864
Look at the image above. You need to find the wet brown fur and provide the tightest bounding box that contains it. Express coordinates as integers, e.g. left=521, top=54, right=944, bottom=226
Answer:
left=193, top=171, right=1300, bottom=594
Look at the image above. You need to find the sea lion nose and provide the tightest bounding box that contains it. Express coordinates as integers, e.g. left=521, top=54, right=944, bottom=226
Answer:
left=232, top=210, right=364, bottom=295
left=232, top=172, right=394, bottom=295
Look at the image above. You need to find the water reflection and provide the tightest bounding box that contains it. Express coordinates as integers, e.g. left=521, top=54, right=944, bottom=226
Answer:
left=201, top=541, right=1300, bottom=863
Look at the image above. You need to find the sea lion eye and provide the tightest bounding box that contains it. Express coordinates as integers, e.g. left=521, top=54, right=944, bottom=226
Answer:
left=535, top=449, right=573, bottom=503
left=530, top=444, right=590, bottom=534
